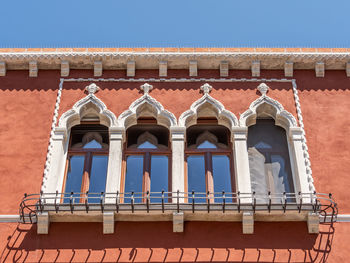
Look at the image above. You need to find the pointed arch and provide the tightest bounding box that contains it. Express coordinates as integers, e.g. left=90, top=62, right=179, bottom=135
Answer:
left=58, top=93, right=117, bottom=129
left=239, top=94, right=298, bottom=130
left=179, top=93, right=238, bottom=129
left=118, top=93, right=177, bottom=129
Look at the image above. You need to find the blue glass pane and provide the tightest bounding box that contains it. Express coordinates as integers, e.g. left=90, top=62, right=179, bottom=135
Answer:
left=88, top=155, right=108, bottom=203
left=64, top=155, right=85, bottom=203
left=212, top=155, right=233, bottom=203
left=254, top=141, right=272, bottom=149
left=138, top=141, right=157, bottom=149
left=150, top=155, right=168, bottom=203
left=187, top=155, right=206, bottom=203
left=197, top=140, right=217, bottom=149
left=124, top=155, right=144, bottom=203
left=83, top=140, right=102, bottom=149
left=270, top=155, right=292, bottom=193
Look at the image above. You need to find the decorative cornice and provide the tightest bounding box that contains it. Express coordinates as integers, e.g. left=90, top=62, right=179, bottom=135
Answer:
left=0, top=49, right=349, bottom=71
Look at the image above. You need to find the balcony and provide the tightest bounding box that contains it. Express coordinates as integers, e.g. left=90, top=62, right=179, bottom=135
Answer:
left=19, top=191, right=337, bottom=235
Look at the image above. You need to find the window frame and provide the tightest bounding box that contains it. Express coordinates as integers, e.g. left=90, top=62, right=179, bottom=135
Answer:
left=121, top=124, right=172, bottom=203
left=184, top=124, right=235, bottom=203
left=61, top=123, right=109, bottom=203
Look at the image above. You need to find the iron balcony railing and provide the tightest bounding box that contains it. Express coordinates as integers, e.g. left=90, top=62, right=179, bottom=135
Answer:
left=19, top=191, right=337, bottom=224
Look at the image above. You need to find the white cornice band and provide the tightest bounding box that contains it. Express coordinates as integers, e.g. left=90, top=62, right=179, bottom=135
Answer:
left=0, top=52, right=349, bottom=71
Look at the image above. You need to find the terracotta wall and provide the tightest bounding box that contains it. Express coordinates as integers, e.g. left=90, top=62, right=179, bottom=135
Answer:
left=0, top=69, right=349, bottom=262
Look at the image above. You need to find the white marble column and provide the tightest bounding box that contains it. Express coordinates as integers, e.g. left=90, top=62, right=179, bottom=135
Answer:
left=170, top=127, right=186, bottom=202
left=105, top=127, right=125, bottom=204
left=232, top=127, right=252, bottom=204
left=43, top=127, right=68, bottom=196
left=289, top=127, right=312, bottom=202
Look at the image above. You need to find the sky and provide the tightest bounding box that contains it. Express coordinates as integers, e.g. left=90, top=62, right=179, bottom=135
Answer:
left=0, top=0, right=349, bottom=48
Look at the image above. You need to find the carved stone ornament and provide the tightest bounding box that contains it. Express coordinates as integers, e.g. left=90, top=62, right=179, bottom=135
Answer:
left=200, top=83, right=212, bottom=94
left=140, top=83, right=153, bottom=94
left=257, top=83, right=269, bottom=96
left=85, top=83, right=99, bottom=94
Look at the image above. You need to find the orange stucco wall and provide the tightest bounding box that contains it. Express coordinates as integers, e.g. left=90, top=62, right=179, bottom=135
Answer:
left=0, top=69, right=349, bottom=262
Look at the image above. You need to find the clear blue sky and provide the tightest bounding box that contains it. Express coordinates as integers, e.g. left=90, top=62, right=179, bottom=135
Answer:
left=1, top=0, right=349, bottom=48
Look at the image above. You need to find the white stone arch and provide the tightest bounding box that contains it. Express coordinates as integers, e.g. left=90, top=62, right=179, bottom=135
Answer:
left=43, top=83, right=119, bottom=196
left=179, top=85, right=238, bottom=129
left=118, top=92, right=177, bottom=130
left=58, top=92, right=117, bottom=130
left=239, top=83, right=312, bottom=198
left=239, top=91, right=298, bottom=130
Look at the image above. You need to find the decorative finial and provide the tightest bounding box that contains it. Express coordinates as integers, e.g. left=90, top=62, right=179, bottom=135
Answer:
left=200, top=83, right=213, bottom=94
left=140, top=83, right=153, bottom=94
left=85, top=83, right=99, bottom=94
left=257, top=83, right=269, bottom=96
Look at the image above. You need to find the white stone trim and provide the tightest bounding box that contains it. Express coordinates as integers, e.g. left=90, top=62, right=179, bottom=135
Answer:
left=118, top=87, right=177, bottom=129
left=179, top=85, right=238, bottom=129
left=58, top=87, right=117, bottom=130
left=42, top=77, right=315, bottom=201
left=292, top=80, right=315, bottom=192
left=41, top=79, right=64, bottom=191
left=43, top=83, right=118, bottom=194
left=239, top=89, right=298, bottom=130
left=240, top=83, right=314, bottom=196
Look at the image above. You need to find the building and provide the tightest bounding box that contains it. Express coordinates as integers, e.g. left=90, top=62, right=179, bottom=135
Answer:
left=0, top=47, right=349, bottom=262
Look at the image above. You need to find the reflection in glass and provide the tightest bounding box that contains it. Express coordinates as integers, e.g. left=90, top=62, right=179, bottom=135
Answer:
left=197, top=140, right=217, bottom=149
left=138, top=141, right=157, bottom=149
left=150, top=155, right=168, bottom=203
left=271, top=155, right=292, bottom=193
left=88, top=155, right=108, bottom=203
left=83, top=140, right=102, bottom=149
left=187, top=155, right=206, bottom=203
left=212, top=155, right=233, bottom=203
left=124, top=155, right=144, bottom=203
left=64, top=155, right=85, bottom=203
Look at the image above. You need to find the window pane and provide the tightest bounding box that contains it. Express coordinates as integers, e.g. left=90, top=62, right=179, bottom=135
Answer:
left=88, top=155, right=108, bottom=203
left=64, top=155, right=85, bottom=203
left=270, top=155, right=294, bottom=194
left=150, top=155, right=168, bottom=203
left=197, top=140, right=217, bottom=149
left=124, top=155, right=144, bottom=203
left=212, top=155, right=233, bottom=203
left=138, top=141, right=157, bottom=149
left=83, top=139, right=102, bottom=149
left=187, top=155, right=206, bottom=203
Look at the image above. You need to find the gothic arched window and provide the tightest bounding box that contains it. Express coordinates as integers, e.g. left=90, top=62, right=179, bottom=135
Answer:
left=63, top=124, right=109, bottom=203
left=122, top=118, right=171, bottom=203
left=185, top=120, right=234, bottom=203
left=247, top=119, right=295, bottom=196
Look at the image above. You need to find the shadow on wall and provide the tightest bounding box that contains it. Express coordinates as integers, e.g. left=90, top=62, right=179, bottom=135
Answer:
left=0, top=220, right=335, bottom=263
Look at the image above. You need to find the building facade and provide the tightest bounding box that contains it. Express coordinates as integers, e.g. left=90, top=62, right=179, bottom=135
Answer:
left=0, top=47, right=349, bottom=262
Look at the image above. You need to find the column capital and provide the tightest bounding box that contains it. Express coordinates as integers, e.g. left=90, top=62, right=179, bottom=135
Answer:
left=109, top=126, right=125, bottom=141
left=231, top=127, right=248, bottom=141
left=53, top=127, right=67, bottom=141
left=289, top=127, right=303, bottom=141
left=170, top=126, right=186, bottom=140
